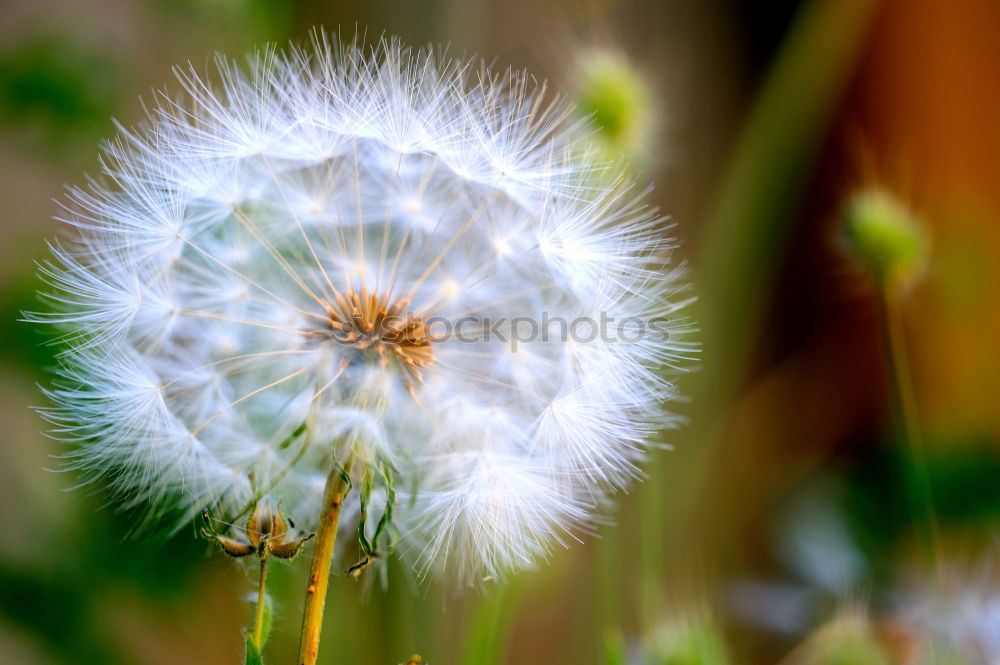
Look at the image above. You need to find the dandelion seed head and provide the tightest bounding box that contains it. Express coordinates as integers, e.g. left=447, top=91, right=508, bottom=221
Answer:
left=32, top=31, right=694, bottom=584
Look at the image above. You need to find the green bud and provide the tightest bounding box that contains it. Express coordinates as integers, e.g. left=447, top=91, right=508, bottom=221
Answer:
left=572, top=49, right=654, bottom=168
left=842, top=189, right=928, bottom=291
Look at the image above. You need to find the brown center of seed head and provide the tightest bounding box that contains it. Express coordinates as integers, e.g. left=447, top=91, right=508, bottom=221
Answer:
left=319, top=286, right=434, bottom=384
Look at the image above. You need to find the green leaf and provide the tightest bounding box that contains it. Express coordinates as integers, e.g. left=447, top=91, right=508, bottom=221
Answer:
left=245, top=635, right=264, bottom=665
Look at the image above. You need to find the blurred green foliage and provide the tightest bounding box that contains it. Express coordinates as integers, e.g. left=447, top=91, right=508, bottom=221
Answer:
left=800, top=614, right=890, bottom=665
left=646, top=615, right=729, bottom=665
left=0, top=495, right=217, bottom=665
left=0, top=277, right=56, bottom=375
left=146, top=0, right=294, bottom=48
left=845, top=440, right=1000, bottom=582
left=0, top=34, right=119, bottom=155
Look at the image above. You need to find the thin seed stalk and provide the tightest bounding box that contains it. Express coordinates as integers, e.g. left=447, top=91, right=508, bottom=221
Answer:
left=253, top=557, right=268, bottom=647
left=297, top=455, right=354, bottom=665
left=877, top=289, right=940, bottom=568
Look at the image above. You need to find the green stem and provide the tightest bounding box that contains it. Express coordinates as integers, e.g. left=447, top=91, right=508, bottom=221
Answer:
left=595, top=525, right=623, bottom=663
left=253, top=557, right=268, bottom=647
left=297, top=455, right=354, bottom=665
left=459, top=581, right=520, bottom=665
left=877, top=289, right=940, bottom=567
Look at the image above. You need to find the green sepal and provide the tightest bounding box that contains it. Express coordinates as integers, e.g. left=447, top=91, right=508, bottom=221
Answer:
left=371, top=462, right=397, bottom=554
left=346, top=555, right=371, bottom=577
left=357, top=465, right=374, bottom=555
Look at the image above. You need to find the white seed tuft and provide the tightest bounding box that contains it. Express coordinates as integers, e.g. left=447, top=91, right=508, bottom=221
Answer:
left=31, top=32, right=695, bottom=584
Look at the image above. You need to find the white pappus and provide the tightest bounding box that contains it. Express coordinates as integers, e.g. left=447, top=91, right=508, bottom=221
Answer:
left=31, top=32, right=695, bottom=585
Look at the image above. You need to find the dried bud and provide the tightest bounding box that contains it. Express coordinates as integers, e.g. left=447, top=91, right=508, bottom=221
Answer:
left=204, top=504, right=314, bottom=561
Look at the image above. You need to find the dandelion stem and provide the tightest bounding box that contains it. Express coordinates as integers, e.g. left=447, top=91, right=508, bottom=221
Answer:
left=877, top=289, right=940, bottom=567
left=297, top=454, right=354, bottom=665
left=253, top=556, right=268, bottom=647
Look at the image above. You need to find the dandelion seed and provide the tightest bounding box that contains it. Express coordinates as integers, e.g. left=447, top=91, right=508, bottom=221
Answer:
left=31, top=32, right=694, bottom=584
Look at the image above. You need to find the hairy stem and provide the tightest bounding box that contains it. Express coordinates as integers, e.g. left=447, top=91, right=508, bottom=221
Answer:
left=253, top=557, right=268, bottom=647
left=297, top=455, right=354, bottom=665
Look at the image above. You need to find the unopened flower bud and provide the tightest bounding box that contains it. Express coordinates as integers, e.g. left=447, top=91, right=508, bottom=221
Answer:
left=842, top=189, right=928, bottom=292
left=572, top=48, right=654, bottom=169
